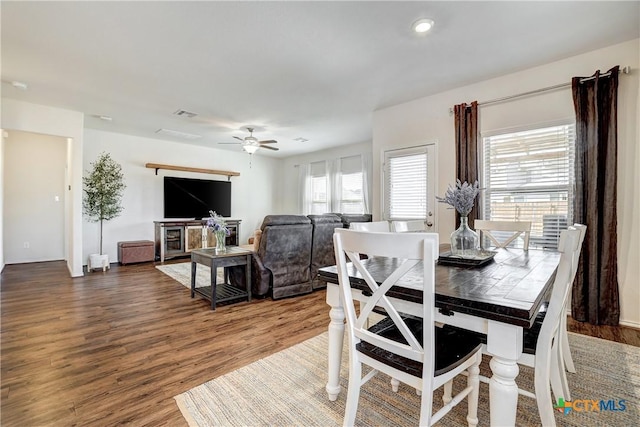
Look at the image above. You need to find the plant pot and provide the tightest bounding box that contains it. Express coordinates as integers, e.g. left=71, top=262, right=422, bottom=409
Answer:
left=88, top=254, right=110, bottom=272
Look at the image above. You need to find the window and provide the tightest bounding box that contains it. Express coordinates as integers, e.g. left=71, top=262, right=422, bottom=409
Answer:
left=338, top=155, right=365, bottom=214
left=309, top=161, right=329, bottom=214
left=383, top=145, right=435, bottom=221
left=299, top=155, right=369, bottom=215
left=482, top=124, right=575, bottom=249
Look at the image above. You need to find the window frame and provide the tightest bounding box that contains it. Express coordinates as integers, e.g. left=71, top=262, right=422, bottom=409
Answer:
left=480, top=121, right=576, bottom=249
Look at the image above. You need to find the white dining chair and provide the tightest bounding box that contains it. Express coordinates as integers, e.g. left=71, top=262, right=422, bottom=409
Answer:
left=350, top=220, right=390, bottom=232
left=334, top=229, right=483, bottom=426
left=518, top=227, right=583, bottom=425
left=474, top=220, right=532, bottom=250
left=443, top=226, right=583, bottom=426
left=559, top=224, right=587, bottom=380
left=391, top=220, right=426, bottom=232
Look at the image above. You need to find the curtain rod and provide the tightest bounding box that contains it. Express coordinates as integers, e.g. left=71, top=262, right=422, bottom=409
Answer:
left=449, top=65, right=631, bottom=115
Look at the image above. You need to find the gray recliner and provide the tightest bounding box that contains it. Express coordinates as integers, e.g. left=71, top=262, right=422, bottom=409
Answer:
left=308, top=214, right=343, bottom=290
left=231, top=215, right=313, bottom=299
left=333, top=213, right=373, bottom=229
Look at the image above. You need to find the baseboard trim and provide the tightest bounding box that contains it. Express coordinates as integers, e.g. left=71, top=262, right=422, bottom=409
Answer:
left=619, top=319, right=640, bottom=329
left=566, top=312, right=640, bottom=330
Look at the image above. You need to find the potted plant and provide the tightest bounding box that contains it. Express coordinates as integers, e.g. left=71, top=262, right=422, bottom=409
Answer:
left=437, top=179, right=481, bottom=256
left=206, top=210, right=231, bottom=252
left=83, top=152, right=126, bottom=271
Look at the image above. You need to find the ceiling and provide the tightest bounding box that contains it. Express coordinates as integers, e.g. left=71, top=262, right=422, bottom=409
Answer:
left=2, top=1, right=638, bottom=158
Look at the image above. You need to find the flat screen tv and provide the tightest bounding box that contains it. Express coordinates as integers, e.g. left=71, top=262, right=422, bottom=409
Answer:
left=164, top=177, right=231, bottom=218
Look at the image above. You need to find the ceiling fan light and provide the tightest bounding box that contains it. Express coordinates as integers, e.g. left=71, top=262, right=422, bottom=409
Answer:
left=243, top=143, right=260, bottom=154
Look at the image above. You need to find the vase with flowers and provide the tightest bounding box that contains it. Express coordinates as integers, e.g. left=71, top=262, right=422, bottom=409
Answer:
left=206, top=210, right=231, bottom=252
left=437, top=179, right=481, bottom=256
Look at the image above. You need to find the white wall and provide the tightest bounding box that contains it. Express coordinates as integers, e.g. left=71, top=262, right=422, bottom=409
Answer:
left=373, top=39, right=640, bottom=327
left=82, top=129, right=283, bottom=263
left=280, top=141, right=373, bottom=214
left=1, top=99, right=84, bottom=277
left=4, top=131, right=66, bottom=263
left=0, top=129, right=4, bottom=272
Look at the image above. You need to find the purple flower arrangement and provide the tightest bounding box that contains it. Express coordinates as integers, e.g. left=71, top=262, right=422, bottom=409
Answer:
left=206, top=210, right=231, bottom=236
left=436, top=180, right=481, bottom=216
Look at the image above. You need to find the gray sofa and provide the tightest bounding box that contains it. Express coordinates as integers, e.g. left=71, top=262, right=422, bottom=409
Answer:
left=308, top=214, right=343, bottom=290
left=333, top=213, right=373, bottom=228
left=229, top=213, right=371, bottom=299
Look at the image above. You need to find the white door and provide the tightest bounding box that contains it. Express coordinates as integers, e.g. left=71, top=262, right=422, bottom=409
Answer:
left=4, top=130, right=66, bottom=263
left=382, top=143, right=437, bottom=231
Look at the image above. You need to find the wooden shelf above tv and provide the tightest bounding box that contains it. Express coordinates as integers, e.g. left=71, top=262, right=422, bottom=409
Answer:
left=145, top=163, right=240, bottom=178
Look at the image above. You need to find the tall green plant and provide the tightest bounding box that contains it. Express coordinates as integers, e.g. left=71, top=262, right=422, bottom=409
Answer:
left=83, top=152, right=126, bottom=255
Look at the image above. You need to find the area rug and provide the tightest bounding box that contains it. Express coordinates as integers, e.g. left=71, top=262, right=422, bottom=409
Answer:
left=156, top=262, right=224, bottom=289
left=174, top=332, right=639, bottom=427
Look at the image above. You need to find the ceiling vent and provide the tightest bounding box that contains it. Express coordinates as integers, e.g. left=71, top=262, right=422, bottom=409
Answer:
left=155, top=129, right=202, bottom=140
left=173, top=109, right=198, bottom=118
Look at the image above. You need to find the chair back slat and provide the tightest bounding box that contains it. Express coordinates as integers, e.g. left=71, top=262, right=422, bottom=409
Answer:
left=475, top=220, right=532, bottom=250
left=536, top=227, right=582, bottom=353
left=350, top=221, right=390, bottom=232
left=334, top=229, right=438, bottom=365
left=391, top=220, right=426, bottom=232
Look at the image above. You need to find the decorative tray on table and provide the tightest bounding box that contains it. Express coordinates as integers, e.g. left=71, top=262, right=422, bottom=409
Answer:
left=437, top=250, right=498, bottom=267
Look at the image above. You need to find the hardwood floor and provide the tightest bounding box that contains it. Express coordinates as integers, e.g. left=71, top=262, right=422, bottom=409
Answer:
left=1, top=260, right=638, bottom=426
left=1, top=260, right=329, bottom=426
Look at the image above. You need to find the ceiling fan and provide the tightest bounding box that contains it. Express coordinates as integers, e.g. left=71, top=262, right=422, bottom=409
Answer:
left=219, top=127, right=279, bottom=154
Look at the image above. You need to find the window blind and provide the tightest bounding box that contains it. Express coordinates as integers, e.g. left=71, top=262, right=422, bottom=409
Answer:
left=384, top=147, right=428, bottom=220
left=310, top=161, right=328, bottom=214
left=340, top=155, right=364, bottom=214
left=482, top=124, right=575, bottom=249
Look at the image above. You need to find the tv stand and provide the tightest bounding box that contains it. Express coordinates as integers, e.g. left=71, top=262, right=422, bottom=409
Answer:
left=154, top=219, right=241, bottom=262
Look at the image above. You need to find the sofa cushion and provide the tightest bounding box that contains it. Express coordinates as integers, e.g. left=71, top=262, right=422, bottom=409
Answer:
left=308, top=214, right=343, bottom=290
left=334, top=213, right=373, bottom=228
left=307, top=213, right=342, bottom=224
left=261, top=214, right=311, bottom=228
left=253, top=229, right=262, bottom=251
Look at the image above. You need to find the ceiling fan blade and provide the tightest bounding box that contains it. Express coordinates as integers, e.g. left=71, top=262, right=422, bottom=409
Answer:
left=258, top=139, right=277, bottom=144
left=261, top=145, right=279, bottom=151
left=233, top=136, right=244, bottom=141
left=218, top=142, right=241, bottom=145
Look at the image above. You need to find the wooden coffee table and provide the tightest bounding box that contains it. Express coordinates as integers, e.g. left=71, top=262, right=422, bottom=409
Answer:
left=190, top=246, right=252, bottom=310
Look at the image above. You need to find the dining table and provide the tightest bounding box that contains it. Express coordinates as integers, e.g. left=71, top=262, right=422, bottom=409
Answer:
left=318, top=246, right=561, bottom=427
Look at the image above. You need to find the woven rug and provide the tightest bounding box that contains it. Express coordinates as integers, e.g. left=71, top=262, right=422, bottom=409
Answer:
left=174, top=332, right=639, bottom=427
left=156, top=262, right=224, bottom=289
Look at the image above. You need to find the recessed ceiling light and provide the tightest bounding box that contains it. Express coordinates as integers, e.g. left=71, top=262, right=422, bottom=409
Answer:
left=413, top=18, right=434, bottom=34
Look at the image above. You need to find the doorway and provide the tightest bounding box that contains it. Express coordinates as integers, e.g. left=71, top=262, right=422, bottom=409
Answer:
left=3, top=130, right=66, bottom=263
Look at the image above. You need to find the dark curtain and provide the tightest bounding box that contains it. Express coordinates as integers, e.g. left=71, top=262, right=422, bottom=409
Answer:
left=454, top=101, right=479, bottom=228
left=571, top=66, right=620, bottom=325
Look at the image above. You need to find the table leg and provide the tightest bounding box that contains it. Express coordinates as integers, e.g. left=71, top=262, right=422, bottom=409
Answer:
left=190, top=261, right=196, bottom=298
left=246, top=254, right=252, bottom=302
left=326, top=284, right=345, bottom=401
left=211, top=262, right=217, bottom=311
left=487, top=321, right=523, bottom=426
